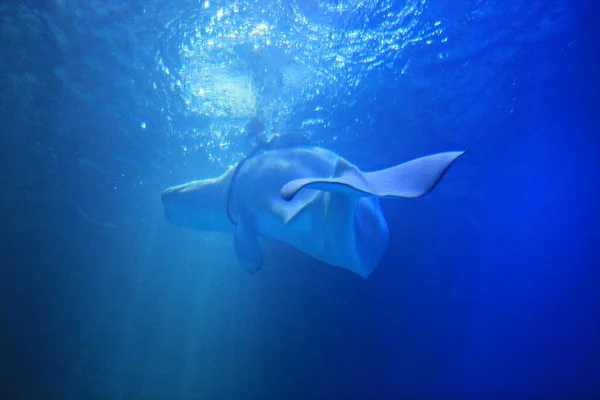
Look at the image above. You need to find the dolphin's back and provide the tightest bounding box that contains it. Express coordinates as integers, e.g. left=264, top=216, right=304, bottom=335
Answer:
left=229, top=146, right=389, bottom=278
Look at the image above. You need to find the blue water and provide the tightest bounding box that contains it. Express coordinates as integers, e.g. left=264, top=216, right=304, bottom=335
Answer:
left=1, top=0, right=598, bottom=398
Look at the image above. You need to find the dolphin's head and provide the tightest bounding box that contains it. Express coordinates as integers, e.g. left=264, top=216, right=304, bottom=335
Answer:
left=161, top=177, right=233, bottom=233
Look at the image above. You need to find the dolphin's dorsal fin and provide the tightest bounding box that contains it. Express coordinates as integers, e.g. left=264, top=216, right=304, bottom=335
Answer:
left=281, top=151, right=465, bottom=200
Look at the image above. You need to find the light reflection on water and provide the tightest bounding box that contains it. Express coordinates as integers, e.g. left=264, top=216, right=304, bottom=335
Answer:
left=156, top=0, right=444, bottom=165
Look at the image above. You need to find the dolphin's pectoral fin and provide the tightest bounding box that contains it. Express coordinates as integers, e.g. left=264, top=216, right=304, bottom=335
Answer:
left=362, top=151, right=466, bottom=198
left=281, top=151, right=465, bottom=200
left=280, top=157, right=367, bottom=201
left=269, top=190, right=320, bottom=224
left=234, top=213, right=262, bottom=274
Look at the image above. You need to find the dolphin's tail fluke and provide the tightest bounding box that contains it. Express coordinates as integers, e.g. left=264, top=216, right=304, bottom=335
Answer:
left=281, top=151, right=465, bottom=200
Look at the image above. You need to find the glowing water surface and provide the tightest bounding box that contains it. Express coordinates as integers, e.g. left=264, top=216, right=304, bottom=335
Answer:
left=156, top=0, right=444, bottom=165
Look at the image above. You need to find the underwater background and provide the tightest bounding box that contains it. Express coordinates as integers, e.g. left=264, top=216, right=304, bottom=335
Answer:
left=1, top=0, right=599, bottom=399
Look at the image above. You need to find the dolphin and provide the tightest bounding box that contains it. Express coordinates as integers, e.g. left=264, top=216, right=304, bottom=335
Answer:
left=162, top=136, right=464, bottom=278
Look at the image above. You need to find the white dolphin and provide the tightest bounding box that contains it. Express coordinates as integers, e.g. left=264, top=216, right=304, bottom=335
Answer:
left=162, top=136, right=464, bottom=278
